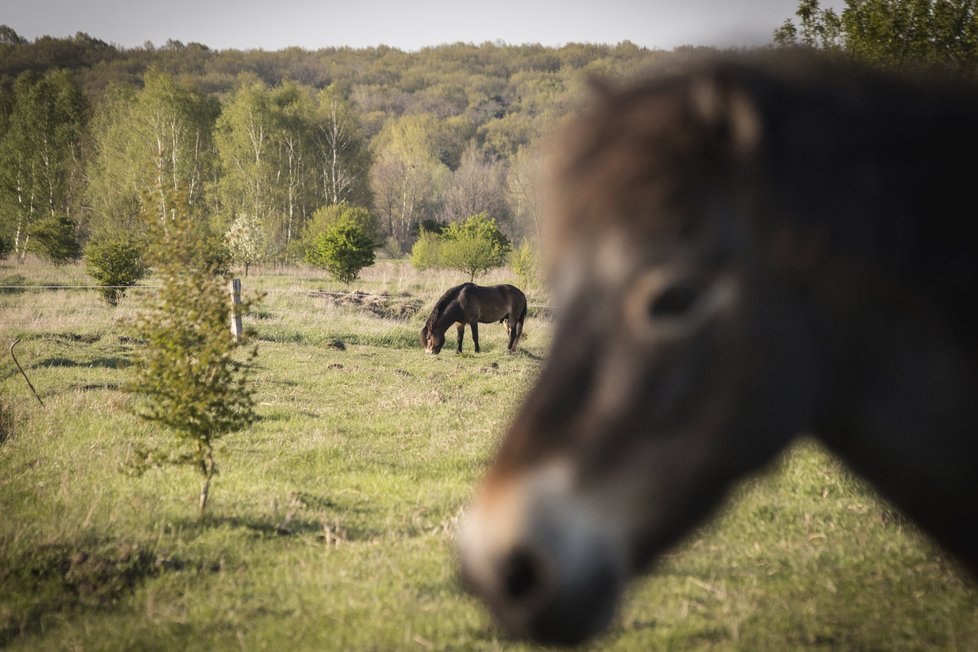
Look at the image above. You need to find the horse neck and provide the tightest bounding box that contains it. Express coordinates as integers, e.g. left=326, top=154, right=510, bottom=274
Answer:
left=815, top=312, right=978, bottom=570
left=432, top=300, right=463, bottom=334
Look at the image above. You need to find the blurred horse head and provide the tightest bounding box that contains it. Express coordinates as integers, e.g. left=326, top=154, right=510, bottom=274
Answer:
left=458, top=56, right=978, bottom=645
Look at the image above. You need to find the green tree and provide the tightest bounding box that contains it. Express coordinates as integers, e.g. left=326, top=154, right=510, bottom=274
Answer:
left=775, top=0, right=978, bottom=75
left=26, top=214, right=81, bottom=264
left=301, top=203, right=379, bottom=248
left=131, top=191, right=258, bottom=516
left=216, top=80, right=317, bottom=259
left=0, top=69, right=88, bottom=263
left=369, top=114, right=450, bottom=250
left=136, top=70, right=220, bottom=218
left=305, top=211, right=377, bottom=284
left=409, top=227, right=442, bottom=270
left=0, top=25, right=27, bottom=46
left=438, top=212, right=511, bottom=281
left=215, top=80, right=278, bottom=255
left=84, top=233, right=148, bottom=305
left=271, top=81, right=318, bottom=252
left=85, top=84, right=142, bottom=235
left=314, top=85, right=373, bottom=208
left=509, top=239, right=539, bottom=290
left=87, top=70, right=219, bottom=236
left=773, top=0, right=844, bottom=50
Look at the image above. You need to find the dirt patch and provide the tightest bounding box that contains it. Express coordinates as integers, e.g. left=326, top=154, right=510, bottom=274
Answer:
left=48, top=332, right=103, bottom=345
left=310, top=290, right=423, bottom=320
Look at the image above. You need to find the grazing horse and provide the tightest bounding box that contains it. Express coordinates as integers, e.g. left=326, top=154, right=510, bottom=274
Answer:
left=457, top=56, right=978, bottom=645
left=421, top=283, right=527, bottom=354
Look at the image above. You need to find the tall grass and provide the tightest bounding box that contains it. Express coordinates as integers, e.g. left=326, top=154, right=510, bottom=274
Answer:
left=1, top=257, right=975, bottom=650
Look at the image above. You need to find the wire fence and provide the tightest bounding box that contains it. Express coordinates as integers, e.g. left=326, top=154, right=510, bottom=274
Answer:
left=0, top=284, right=162, bottom=290
left=0, top=283, right=555, bottom=311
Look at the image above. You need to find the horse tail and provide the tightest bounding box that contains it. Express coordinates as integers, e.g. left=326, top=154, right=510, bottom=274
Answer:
left=510, top=296, right=527, bottom=352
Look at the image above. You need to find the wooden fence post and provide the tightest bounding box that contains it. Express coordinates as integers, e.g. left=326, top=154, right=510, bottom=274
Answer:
left=229, top=278, right=243, bottom=343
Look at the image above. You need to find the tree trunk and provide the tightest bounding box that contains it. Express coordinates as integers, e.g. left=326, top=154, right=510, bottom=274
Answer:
left=198, top=444, right=216, bottom=516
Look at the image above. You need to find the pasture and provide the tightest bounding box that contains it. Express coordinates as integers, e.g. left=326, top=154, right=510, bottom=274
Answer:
left=1, top=258, right=976, bottom=650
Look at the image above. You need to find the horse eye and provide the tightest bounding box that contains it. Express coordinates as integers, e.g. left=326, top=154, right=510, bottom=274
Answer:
left=648, top=283, right=700, bottom=319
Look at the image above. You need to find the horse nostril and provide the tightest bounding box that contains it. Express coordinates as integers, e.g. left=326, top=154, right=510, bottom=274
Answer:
left=501, top=546, right=545, bottom=602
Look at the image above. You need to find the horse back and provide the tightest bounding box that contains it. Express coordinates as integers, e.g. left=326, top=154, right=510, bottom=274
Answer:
left=458, top=283, right=527, bottom=323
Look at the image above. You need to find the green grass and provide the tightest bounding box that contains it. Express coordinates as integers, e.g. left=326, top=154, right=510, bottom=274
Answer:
left=1, top=258, right=976, bottom=650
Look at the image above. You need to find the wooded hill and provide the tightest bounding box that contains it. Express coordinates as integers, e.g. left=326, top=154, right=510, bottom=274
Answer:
left=0, top=25, right=718, bottom=265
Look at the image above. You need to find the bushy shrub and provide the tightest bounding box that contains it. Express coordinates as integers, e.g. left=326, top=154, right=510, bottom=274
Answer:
left=410, top=213, right=510, bottom=281
left=410, top=228, right=442, bottom=270
left=301, top=203, right=379, bottom=252
left=438, top=213, right=511, bottom=281
left=27, top=214, right=81, bottom=265
left=84, top=234, right=149, bottom=305
left=510, top=239, right=539, bottom=289
left=305, top=212, right=377, bottom=284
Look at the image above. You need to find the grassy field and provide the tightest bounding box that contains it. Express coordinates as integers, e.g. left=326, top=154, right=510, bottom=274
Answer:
left=1, top=258, right=976, bottom=651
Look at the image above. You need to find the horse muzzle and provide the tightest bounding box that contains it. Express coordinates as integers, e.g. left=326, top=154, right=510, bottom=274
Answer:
left=457, top=462, right=629, bottom=645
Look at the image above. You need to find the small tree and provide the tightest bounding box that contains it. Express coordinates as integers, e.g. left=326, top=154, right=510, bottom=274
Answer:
left=438, top=213, right=511, bottom=281
left=27, top=215, right=81, bottom=265
left=410, top=228, right=442, bottom=270
left=510, top=240, right=539, bottom=289
left=224, top=212, right=266, bottom=276
left=302, top=203, right=379, bottom=246
left=84, top=234, right=149, bottom=305
left=305, top=212, right=377, bottom=284
left=130, top=194, right=258, bottom=516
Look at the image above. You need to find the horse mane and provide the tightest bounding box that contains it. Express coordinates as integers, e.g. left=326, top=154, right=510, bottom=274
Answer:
left=551, top=54, right=978, bottom=333
left=427, top=283, right=470, bottom=329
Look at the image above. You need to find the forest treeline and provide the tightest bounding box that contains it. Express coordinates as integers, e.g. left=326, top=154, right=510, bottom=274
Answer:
left=3, top=0, right=977, bottom=269
left=0, top=23, right=716, bottom=266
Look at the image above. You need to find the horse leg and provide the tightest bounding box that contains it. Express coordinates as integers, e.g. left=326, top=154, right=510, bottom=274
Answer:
left=509, top=316, right=524, bottom=352
left=471, top=321, right=480, bottom=353
left=456, top=323, right=465, bottom=353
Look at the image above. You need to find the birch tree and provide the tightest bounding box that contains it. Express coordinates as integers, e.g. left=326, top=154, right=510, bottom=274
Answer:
left=0, top=70, right=87, bottom=262
left=315, top=86, right=372, bottom=208
left=134, top=70, right=219, bottom=222
left=271, top=82, right=318, bottom=251
left=215, top=80, right=278, bottom=254
left=87, top=70, right=218, bottom=237
left=369, top=114, right=449, bottom=251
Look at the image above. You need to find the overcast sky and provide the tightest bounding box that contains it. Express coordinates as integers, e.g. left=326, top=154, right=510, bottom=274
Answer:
left=4, top=0, right=846, bottom=52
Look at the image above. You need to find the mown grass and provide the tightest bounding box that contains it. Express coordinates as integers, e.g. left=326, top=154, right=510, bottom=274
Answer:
left=1, top=257, right=976, bottom=651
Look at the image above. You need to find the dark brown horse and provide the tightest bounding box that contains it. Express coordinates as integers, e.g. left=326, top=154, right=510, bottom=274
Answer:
left=458, top=56, right=978, bottom=645
left=421, top=283, right=527, bottom=354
